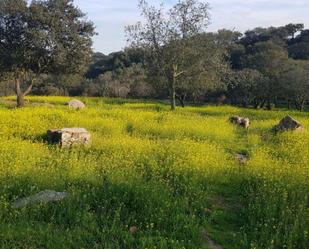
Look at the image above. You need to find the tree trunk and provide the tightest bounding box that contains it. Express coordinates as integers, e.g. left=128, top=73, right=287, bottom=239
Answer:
left=266, top=101, right=272, bottom=110
left=253, top=98, right=260, bottom=109
left=170, top=73, right=176, bottom=111
left=170, top=84, right=176, bottom=111
left=299, top=100, right=305, bottom=112
left=242, top=97, right=249, bottom=108
left=15, top=79, right=25, bottom=108
left=15, top=78, right=34, bottom=108
left=176, top=94, right=186, bottom=108
left=17, top=93, right=24, bottom=108
left=273, top=97, right=278, bottom=108
left=260, top=99, right=266, bottom=109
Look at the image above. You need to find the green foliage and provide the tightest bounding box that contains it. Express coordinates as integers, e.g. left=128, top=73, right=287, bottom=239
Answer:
left=0, top=97, right=308, bottom=249
left=85, top=50, right=144, bottom=79
left=0, top=0, right=95, bottom=106
left=126, top=0, right=215, bottom=110
left=289, top=30, right=309, bottom=60
left=227, top=25, right=309, bottom=110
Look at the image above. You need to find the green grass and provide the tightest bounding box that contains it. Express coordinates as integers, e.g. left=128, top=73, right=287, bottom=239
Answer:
left=0, top=96, right=308, bottom=249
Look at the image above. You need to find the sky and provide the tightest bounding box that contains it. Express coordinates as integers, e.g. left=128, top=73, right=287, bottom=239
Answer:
left=74, top=0, right=309, bottom=54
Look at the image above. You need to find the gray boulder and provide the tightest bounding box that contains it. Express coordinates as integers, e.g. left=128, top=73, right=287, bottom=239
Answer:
left=12, top=190, right=68, bottom=209
left=230, top=116, right=250, bottom=129
left=67, top=99, right=86, bottom=109
left=47, top=128, right=91, bottom=148
left=275, top=116, right=304, bottom=132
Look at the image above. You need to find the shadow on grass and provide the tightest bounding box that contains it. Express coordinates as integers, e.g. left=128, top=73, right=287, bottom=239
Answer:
left=0, top=166, right=246, bottom=249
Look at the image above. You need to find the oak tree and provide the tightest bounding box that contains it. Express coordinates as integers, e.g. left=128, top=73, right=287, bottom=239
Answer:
left=0, top=0, right=95, bottom=107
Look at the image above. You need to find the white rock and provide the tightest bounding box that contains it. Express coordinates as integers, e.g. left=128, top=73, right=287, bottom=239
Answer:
left=12, top=190, right=68, bottom=209
left=67, top=99, right=86, bottom=109
left=230, top=116, right=250, bottom=129
left=47, top=128, right=91, bottom=148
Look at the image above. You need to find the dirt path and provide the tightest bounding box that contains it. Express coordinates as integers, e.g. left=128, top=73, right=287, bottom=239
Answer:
left=202, top=230, right=224, bottom=249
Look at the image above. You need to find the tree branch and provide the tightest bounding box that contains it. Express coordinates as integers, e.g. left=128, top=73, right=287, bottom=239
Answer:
left=174, top=70, right=185, bottom=78
left=23, top=81, right=34, bottom=97
left=15, top=79, right=21, bottom=95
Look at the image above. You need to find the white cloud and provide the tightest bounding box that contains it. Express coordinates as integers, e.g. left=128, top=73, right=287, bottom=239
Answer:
left=208, top=0, right=309, bottom=32
left=74, top=0, right=309, bottom=53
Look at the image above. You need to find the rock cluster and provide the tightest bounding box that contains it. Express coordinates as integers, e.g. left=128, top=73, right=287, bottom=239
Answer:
left=230, top=116, right=250, bottom=129
left=274, top=116, right=304, bottom=132
left=47, top=128, right=91, bottom=148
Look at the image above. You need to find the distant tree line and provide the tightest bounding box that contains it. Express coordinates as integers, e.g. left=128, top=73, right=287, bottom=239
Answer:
left=1, top=0, right=308, bottom=111
left=86, top=22, right=309, bottom=111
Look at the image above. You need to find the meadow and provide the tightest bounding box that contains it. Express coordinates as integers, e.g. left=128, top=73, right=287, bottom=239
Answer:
left=0, top=96, right=308, bottom=249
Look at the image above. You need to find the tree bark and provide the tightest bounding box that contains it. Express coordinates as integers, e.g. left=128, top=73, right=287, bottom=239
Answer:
left=242, top=97, right=249, bottom=108
left=170, top=64, right=186, bottom=111
left=253, top=100, right=260, bottom=109
left=170, top=81, right=176, bottom=111
left=176, top=94, right=186, bottom=108
left=15, top=78, right=34, bottom=108
left=15, top=79, right=24, bottom=108
left=266, top=101, right=272, bottom=110
left=299, top=100, right=305, bottom=112
left=273, top=97, right=278, bottom=108
left=16, top=94, right=24, bottom=108
left=170, top=66, right=177, bottom=111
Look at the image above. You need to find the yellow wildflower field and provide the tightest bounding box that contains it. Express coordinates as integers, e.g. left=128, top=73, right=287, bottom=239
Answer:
left=0, top=97, right=308, bottom=249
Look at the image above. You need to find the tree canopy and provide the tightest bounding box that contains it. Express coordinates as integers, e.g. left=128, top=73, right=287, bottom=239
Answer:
left=126, top=0, right=213, bottom=110
left=0, top=0, right=95, bottom=107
